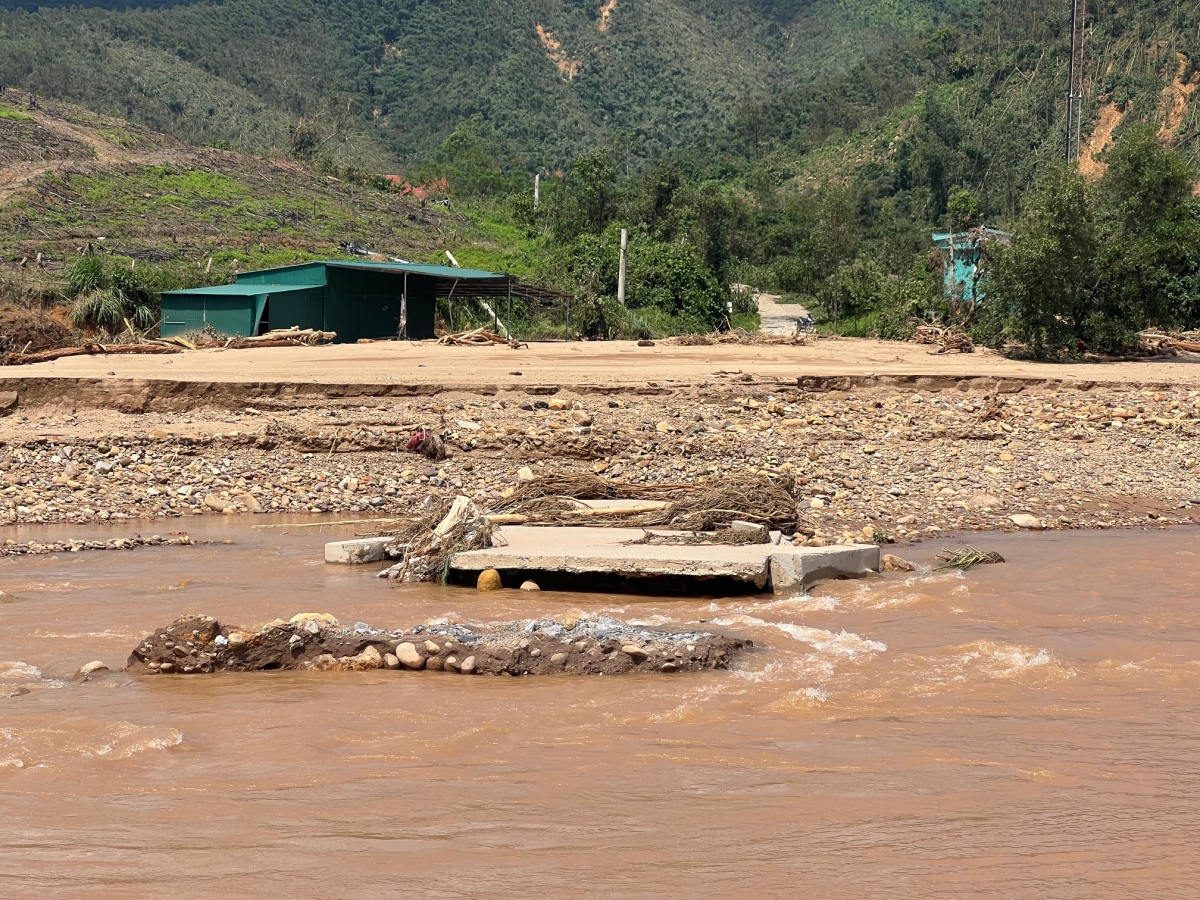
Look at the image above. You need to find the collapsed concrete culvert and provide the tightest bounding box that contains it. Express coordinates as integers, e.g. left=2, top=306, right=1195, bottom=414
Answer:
left=358, top=471, right=833, bottom=591
left=125, top=614, right=751, bottom=677
left=446, top=526, right=879, bottom=595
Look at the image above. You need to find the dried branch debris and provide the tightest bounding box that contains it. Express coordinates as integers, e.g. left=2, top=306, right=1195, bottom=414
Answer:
left=935, top=546, right=1005, bottom=571
left=437, top=328, right=525, bottom=348
left=1139, top=329, right=1200, bottom=356
left=379, top=496, right=496, bottom=582
left=664, top=328, right=807, bottom=347
left=909, top=324, right=974, bottom=354
left=3, top=341, right=182, bottom=366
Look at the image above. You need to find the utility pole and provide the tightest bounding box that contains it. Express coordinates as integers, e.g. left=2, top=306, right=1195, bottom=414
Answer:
left=617, top=228, right=628, bottom=305
left=1065, top=0, right=1087, bottom=163
left=534, top=173, right=541, bottom=211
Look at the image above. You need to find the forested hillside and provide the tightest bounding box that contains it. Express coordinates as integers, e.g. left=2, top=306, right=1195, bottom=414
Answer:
left=0, top=0, right=976, bottom=166
left=413, top=0, right=1200, bottom=348
left=6, top=0, right=1200, bottom=354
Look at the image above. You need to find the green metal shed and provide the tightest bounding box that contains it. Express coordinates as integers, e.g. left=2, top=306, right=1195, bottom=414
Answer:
left=160, top=259, right=559, bottom=343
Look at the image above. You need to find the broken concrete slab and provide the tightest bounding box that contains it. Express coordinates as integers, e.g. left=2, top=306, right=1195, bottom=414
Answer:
left=449, top=526, right=879, bottom=594
left=325, top=537, right=392, bottom=564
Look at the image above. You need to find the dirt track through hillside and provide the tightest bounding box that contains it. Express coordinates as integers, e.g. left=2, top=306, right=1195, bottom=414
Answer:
left=1, top=106, right=202, bottom=206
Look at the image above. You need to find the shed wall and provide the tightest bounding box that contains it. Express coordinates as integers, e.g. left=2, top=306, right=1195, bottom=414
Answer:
left=324, top=268, right=436, bottom=341
left=266, top=286, right=326, bottom=333
left=161, top=292, right=265, bottom=338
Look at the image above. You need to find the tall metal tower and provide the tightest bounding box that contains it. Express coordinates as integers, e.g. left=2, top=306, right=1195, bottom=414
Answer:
left=1065, top=0, right=1087, bottom=162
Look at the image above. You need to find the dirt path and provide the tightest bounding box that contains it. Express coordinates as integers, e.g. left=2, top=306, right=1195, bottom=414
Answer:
left=0, top=105, right=193, bottom=206
left=756, top=293, right=811, bottom=337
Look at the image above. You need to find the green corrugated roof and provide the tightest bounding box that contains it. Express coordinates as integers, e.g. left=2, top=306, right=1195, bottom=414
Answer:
left=324, top=260, right=504, bottom=279
left=162, top=283, right=323, bottom=297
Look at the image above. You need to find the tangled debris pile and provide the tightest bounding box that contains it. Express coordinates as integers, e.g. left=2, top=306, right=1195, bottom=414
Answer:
left=492, top=473, right=807, bottom=533
left=2, top=533, right=204, bottom=556
left=436, top=328, right=524, bottom=348
left=163, top=327, right=337, bottom=350
left=378, top=496, right=496, bottom=581
left=909, top=324, right=975, bottom=354
left=626, top=524, right=771, bottom=546
left=126, top=613, right=751, bottom=677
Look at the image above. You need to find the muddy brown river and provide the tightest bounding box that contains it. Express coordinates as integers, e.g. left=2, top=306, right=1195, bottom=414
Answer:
left=2, top=521, right=1199, bottom=896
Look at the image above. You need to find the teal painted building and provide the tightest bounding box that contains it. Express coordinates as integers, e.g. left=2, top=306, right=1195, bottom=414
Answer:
left=932, top=228, right=1010, bottom=306
left=160, top=260, right=515, bottom=343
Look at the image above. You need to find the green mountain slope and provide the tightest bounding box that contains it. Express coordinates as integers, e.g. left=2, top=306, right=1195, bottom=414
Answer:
left=0, top=0, right=976, bottom=167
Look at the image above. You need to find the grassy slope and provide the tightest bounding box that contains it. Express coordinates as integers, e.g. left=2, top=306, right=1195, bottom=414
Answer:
left=0, top=90, right=471, bottom=294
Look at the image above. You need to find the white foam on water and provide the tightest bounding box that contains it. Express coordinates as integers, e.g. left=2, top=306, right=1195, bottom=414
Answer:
left=0, top=660, right=43, bottom=682
left=28, top=630, right=133, bottom=640
left=906, top=641, right=1076, bottom=694
left=647, top=680, right=747, bottom=724
left=625, top=614, right=674, bottom=627
left=737, top=594, right=840, bottom=613
left=713, top=615, right=887, bottom=659
left=0, top=720, right=184, bottom=767
left=965, top=643, right=1064, bottom=680
left=728, top=658, right=785, bottom=683
left=100, top=722, right=186, bottom=760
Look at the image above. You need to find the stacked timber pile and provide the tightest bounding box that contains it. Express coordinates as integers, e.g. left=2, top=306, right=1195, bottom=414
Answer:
left=1139, top=329, right=1200, bottom=356
left=2, top=327, right=335, bottom=365
left=126, top=613, right=751, bottom=677
left=3, top=341, right=181, bottom=366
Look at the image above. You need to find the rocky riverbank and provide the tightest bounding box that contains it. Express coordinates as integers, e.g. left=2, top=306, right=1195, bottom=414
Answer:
left=2, top=380, right=1199, bottom=542
left=126, top=613, right=751, bottom=677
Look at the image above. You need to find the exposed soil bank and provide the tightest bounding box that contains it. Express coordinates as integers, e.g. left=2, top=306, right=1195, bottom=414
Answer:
left=126, top=613, right=750, bottom=677
left=0, top=372, right=1147, bottom=413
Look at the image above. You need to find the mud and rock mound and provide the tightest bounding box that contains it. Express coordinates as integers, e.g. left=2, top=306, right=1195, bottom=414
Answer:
left=126, top=614, right=751, bottom=677
left=0, top=306, right=72, bottom=355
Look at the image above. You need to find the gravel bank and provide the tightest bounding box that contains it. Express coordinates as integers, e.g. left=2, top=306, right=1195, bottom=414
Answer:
left=126, top=614, right=750, bottom=677
left=2, top=381, right=1198, bottom=542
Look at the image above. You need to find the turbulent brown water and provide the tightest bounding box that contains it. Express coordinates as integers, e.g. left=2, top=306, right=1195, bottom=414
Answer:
left=2, top=520, right=1200, bottom=897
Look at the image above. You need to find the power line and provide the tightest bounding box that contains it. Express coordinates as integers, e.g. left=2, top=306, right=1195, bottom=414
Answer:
left=1065, top=0, right=1087, bottom=163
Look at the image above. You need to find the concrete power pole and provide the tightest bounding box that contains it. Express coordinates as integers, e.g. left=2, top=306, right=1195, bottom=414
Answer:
left=617, top=228, right=628, bottom=305
left=534, top=173, right=541, bottom=211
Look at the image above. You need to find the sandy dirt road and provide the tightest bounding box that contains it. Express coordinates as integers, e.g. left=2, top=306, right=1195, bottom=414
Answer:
left=3, top=338, right=1199, bottom=391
